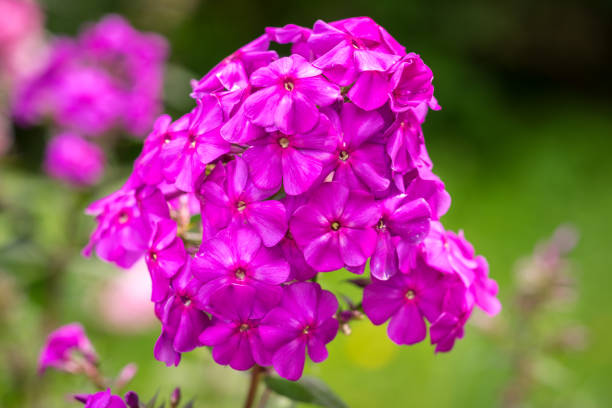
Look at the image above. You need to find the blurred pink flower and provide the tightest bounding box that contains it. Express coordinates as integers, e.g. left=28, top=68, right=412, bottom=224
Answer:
left=43, top=132, right=106, bottom=186
left=97, top=259, right=157, bottom=333
left=0, top=0, right=46, bottom=82
left=38, top=323, right=97, bottom=374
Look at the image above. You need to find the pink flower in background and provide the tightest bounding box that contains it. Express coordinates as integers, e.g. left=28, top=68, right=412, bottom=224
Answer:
left=43, top=132, right=106, bottom=186
left=38, top=323, right=97, bottom=374
left=97, top=259, right=157, bottom=333
left=13, top=14, right=168, bottom=138
left=0, top=0, right=45, bottom=82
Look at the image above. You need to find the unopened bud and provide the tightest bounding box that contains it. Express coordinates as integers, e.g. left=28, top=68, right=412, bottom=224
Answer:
left=170, top=387, right=181, bottom=408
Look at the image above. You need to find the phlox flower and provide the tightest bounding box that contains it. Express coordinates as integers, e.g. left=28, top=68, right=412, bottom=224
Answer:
left=259, top=282, right=338, bottom=381
left=38, top=323, right=97, bottom=374
left=199, top=285, right=271, bottom=370
left=363, top=262, right=445, bottom=345
left=290, top=182, right=380, bottom=271
left=199, top=157, right=287, bottom=246
left=244, top=54, right=340, bottom=135
left=242, top=114, right=336, bottom=195
left=44, top=132, right=105, bottom=186
left=193, top=227, right=289, bottom=314
left=154, top=259, right=211, bottom=367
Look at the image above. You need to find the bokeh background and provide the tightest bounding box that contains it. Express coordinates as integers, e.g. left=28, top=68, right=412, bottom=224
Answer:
left=1, top=0, right=611, bottom=407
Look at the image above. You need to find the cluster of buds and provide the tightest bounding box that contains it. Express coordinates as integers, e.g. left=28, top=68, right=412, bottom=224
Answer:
left=11, top=15, right=168, bottom=186
left=39, top=323, right=188, bottom=408
left=84, top=17, right=500, bottom=381
left=496, top=225, right=585, bottom=408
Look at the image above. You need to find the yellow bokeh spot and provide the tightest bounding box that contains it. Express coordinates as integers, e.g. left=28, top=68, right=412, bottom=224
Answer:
left=345, top=320, right=396, bottom=369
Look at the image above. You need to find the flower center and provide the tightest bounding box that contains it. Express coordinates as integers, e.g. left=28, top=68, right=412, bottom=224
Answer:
left=239, top=323, right=250, bottom=332
left=283, top=80, right=295, bottom=91
left=236, top=201, right=247, bottom=211
left=376, top=219, right=386, bottom=232
left=339, top=150, right=349, bottom=161
left=278, top=137, right=290, bottom=148
left=181, top=296, right=192, bottom=306
left=351, top=38, right=360, bottom=49
left=234, top=268, right=246, bottom=281
left=163, top=134, right=171, bottom=144
left=205, top=163, right=215, bottom=176
left=331, top=221, right=341, bottom=231
left=118, top=212, right=129, bottom=224
left=405, top=290, right=416, bottom=301
left=150, top=251, right=158, bottom=261
left=302, top=326, right=311, bottom=335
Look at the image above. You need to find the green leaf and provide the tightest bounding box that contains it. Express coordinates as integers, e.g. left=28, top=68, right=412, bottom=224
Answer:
left=264, top=376, right=348, bottom=408
left=181, top=399, right=195, bottom=408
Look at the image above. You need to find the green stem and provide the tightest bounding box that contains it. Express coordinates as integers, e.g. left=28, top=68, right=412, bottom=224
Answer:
left=244, top=365, right=265, bottom=408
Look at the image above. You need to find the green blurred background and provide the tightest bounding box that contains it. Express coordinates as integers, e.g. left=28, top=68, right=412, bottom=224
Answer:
left=1, top=0, right=611, bottom=407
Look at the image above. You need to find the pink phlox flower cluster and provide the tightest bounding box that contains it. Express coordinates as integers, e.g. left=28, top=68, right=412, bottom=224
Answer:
left=84, top=17, right=500, bottom=381
left=13, top=15, right=167, bottom=137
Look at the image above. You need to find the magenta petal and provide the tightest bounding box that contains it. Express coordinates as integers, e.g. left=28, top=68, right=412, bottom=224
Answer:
left=353, top=49, right=400, bottom=72
left=298, top=76, right=340, bottom=106
left=388, top=198, right=431, bottom=243
left=250, top=246, right=290, bottom=285
left=316, top=316, right=340, bottom=344
left=154, top=332, right=181, bottom=367
left=370, top=232, right=398, bottom=280
left=387, top=303, right=427, bottom=345
left=307, top=337, right=328, bottom=363
left=350, top=143, right=390, bottom=191
left=244, top=87, right=281, bottom=128
left=312, top=182, right=349, bottom=220
left=276, top=92, right=319, bottom=134
left=199, top=324, right=235, bottom=346
left=259, top=309, right=301, bottom=349
left=303, top=233, right=344, bottom=272
left=211, top=333, right=240, bottom=366
left=282, top=148, right=323, bottom=195
left=348, top=71, right=391, bottom=111
left=362, top=282, right=404, bottom=324
left=228, top=157, right=249, bottom=200
left=243, top=143, right=282, bottom=191
left=339, top=228, right=373, bottom=267
left=246, top=201, right=287, bottom=247
left=229, top=337, right=256, bottom=371
left=317, top=290, right=339, bottom=323
left=272, top=338, right=306, bottom=381
left=173, top=309, right=209, bottom=353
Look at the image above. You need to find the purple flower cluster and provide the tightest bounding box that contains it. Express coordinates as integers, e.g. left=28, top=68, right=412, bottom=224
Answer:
left=11, top=15, right=168, bottom=186
left=85, top=17, right=500, bottom=381
left=38, top=323, right=98, bottom=374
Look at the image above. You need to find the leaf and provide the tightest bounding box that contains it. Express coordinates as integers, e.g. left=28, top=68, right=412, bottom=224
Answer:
left=346, top=278, right=370, bottom=288
left=145, top=390, right=159, bottom=408
left=264, top=376, right=348, bottom=408
left=181, top=399, right=195, bottom=408
left=300, top=377, right=349, bottom=408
